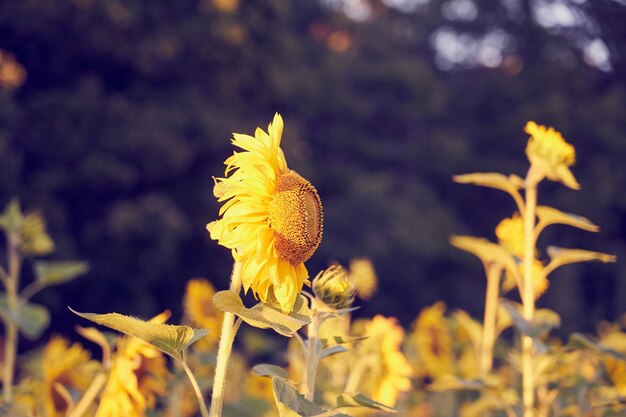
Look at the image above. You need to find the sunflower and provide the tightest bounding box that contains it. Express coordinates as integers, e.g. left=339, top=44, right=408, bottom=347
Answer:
left=409, top=302, right=454, bottom=379
left=184, top=278, right=223, bottom=348
left=16, top=337, right=99, bottom=417
left=348, top=258, right=378, bottom=300
left=351, top=315, right=412, bottom=407
left=525, top=121, right=579, bottom=189
left=208, top=114, right=323, bottom=313
left=95, top=312, right=169, bottom=417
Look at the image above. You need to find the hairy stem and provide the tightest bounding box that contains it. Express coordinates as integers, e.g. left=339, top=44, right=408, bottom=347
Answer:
left=209, top=261, right=243, bottom=417
left=2, top=232, right=21, bottom=403
left=182, top=358, right=210, bottom=417
left=480, top=263, right=502, bottom=374
left=305, top=312, right=320, bottom=401
left=522, top=176, right=538, bottom=417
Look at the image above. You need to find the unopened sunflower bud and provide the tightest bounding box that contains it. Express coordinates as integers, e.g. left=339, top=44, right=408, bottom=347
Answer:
left=312, top=265, right=355, bottom=310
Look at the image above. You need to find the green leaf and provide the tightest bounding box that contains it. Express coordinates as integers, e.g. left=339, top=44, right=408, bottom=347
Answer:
left=251, top=364, right=289, bottom=379
left=500, top=301, right=560, bottom=339
left=453, top=173, right=524, bottom=201
left=319, top=335, right=368, bottom=349
left=319, top=345, right=348, bottom=359
left=336, top=393, right=397, bottom=413
left=546, top=247, right=616, bottom=272
left=69, top=308, right=208, bottom=361
left=272, top=376, right=324, bottom=417
left=213, top=291, right=311, bottom=337
left=427, top=375, right=486, bottom=392
left=34, top=261, right=89, bottom=287
left=567, top=333, right=626, bottom=361
left=0, top=295, right=50, bottom=339
left=536, top=206, right=599, bottom=233
left=0, top=199, right=23, bottom=233
left=450, top=236, right=518, bottom=271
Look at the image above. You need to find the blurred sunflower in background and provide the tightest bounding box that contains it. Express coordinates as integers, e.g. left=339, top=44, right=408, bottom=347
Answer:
left=184, top=278, right=223, bottom=349
left=208, top=113, right=323, bottom=313
left=16, top=337, right=99, bottom=417
left=525, top=121, right=579, bottom=189
left=95, top=312, right=169, bottom=417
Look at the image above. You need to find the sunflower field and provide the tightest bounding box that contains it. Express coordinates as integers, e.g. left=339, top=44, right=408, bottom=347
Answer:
left=1, top=113, right=625, bottom=417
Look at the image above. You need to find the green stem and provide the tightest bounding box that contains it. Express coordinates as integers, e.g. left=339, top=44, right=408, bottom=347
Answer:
left=209, top=261, right=243, bottom=417
left=305, top=311, right=319, bottom=401
left=67, top=371, right=108, bottom=417
left=480, top=263, right=502, bottom=374
left=522, top=175, right=538, bottom=417
left=182, top=358, right=210, bottom=417
left=2, top=232, right=21, bottom=404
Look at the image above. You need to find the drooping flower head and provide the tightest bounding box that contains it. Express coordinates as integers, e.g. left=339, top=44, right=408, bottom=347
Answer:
left=525, top=121, right=579, bottom=189
left=208, top=114, right=323, bottom=313
left=95, top=312, right=169, bottom=417
left=351, top=315, right=412, bottom=407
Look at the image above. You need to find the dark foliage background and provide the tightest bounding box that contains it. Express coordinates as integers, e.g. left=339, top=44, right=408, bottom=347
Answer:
left=1, top=0, right=625, bottom=339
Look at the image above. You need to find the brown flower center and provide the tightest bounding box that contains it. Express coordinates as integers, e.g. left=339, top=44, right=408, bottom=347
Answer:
left=268, top=170, right=323, bottom=264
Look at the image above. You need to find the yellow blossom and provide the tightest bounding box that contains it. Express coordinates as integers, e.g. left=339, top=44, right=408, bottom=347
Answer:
left=600, top=331, right=626, bottom=396
left=184, top=278, right=223, bottom=348
left=525, top=121, right=579, bottom=189
left=348, top=258, right=378, bottom=300
left=95, top=312, right=169, bottom=417
left=208, top=114, right=323, bottom=313
left=495, top=213, right=525, bottom=258
left=409, top=302, right=454, bottom=379
left=39, top=337, right=99, bottom=417
left=351, top=315, right=412, bottom=407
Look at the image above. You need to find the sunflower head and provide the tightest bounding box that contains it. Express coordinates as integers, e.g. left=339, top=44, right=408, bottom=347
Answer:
left=312, top=265, right=356, bottom=310
left=495, top=213, right=525, bottom=258
left=208, top=114, right=323, bottom=313
left=525, top=121, right=579, bottom=189
left=351, top=315, right=412, bottom=407
left=409, top=302, right=454, bottom=379
left=184, top=278, right=223, bottom=348
left=95, top=312, right=169, bottom=417
left=41, top=337, right=99, bottom=417
left=348, top=258, right=378, bottom=300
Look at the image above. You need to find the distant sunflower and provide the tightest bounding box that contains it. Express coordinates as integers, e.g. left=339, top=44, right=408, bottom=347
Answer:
left=208, top=114, right=323, bottom=313
left=352, top=315, right=412, bottom=407
left=525, top=121, right=579, bottom=189
left=410, top=302, right=454, bottom=379
left=184, top=278, right=223, bottom=348
left=95, top=312, right=169, bottom=417
left=42, top=337, right=99, bottom=417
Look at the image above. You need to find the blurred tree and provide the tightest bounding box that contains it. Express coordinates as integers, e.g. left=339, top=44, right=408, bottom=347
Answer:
left=0, top=0, right=624, bottom=337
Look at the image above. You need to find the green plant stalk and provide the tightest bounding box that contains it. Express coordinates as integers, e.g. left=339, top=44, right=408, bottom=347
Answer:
left=67, top=371, right=108, bottom=417
left=305, top=311, right=320, bottom=401
left=480, top=263, right=502, bottom=374
left=522, top=176, right=539, bottom=417
left=209, top=261, right=243, bottom=417
left=2, top=232, right=21, bottom=403
left=182, top=358, right=210, bottom=417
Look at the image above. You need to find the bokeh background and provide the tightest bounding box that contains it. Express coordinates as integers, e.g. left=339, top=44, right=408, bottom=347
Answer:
left=1, top=0, right=625, bottom=339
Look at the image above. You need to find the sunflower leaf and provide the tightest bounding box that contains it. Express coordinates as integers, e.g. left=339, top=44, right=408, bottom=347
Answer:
left=272, top=376, right=324, bottom=417
left=536, top=206, right=599, bottom=233
left=567, top=333, right=626, bottom=361
left=336, top=393, right=398, bottom=413
left=0, top=295, right=50, bottom=339
left=546, top=247, right=616, bottom=272
left=213, top=291, right=310, bottom=337
left=69, top=308, right=208, bottom=361
left=319, top=335, right=369, bottom=349
left=500, top=301, right=560, bottom=339
left=252, top=363, right=289, bottom=379
left=319, top=345, right=348, bottom=359
left=34, top=261, right=89, bottom=287
left=453, top=173, right=524, bottom=201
